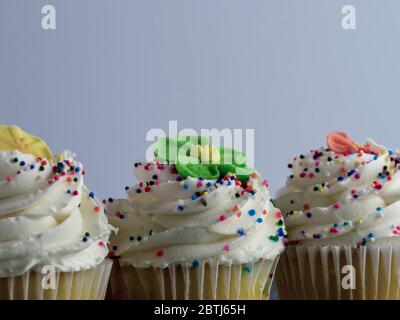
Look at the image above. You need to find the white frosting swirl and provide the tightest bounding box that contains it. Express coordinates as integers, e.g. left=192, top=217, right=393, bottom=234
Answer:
left=275, top=142, right=400, bottom=246
left=107, top=162, right=285, bottom=268
left=0, top=150, right=114, bottom=277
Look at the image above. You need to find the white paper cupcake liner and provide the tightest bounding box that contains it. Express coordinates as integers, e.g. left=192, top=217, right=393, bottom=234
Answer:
left=109, top=257, right=279, bottom=300
left=276, top=243, right=400, bottom=300
left=0, top=259, right=113, bottom=300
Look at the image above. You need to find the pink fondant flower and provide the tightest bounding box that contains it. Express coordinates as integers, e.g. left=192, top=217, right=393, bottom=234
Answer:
left=327, top=131, right=380, bottom=155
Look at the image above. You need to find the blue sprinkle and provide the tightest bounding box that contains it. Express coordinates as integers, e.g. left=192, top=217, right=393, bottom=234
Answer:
left=75, top=167, right=81, bottom=173
left=374, top=156, right=378, bottom=160
left=244, top=266, right=252, bottom=273
left=82, top=237, right=88, bottom=242
left=192, top=260, right=199, bottom=268
left=237, top=228, right=245, bottom=236
left=19, top=161, right=26, bottom=166
left=183, top=184, right=189, bottom=190
left=248, top=209, right=256, bottom=216
left=389, top=150, right=393, bottom=155
left=256, top=217, right=263, bottom=223
left=368, top=232, right=374, bottom=238
left=277, top=228, right=285, bottom=236
left=177, top=205, right=184, bottom=212
left=30, top=164, right=35, bottom=170
left=347, top=169, right=356, bottom=177
left=191, top=195, right=197, bottom=200
left=88, top=192, right=95, bottom=198
left=333, top=223, right=339, bottom=228
left=136, top=189, right=142, bottom=194
left=337, top=176, right=344, bottom=181
left=125, top=186, right=130, bottom=191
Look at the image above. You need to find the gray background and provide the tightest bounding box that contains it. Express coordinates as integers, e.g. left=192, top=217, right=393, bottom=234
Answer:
left=2, top=0, right=400, bottom=198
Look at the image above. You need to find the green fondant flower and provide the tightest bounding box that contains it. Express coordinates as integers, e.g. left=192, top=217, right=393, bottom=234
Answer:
left=153, top=136, right=254, bottom=181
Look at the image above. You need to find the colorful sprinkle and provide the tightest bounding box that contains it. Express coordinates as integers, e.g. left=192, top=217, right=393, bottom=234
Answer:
left=156, top=249, right=164, bottom=257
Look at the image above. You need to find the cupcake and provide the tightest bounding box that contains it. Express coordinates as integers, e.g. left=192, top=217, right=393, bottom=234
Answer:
left=107, top=136, right=285, bottom=300
left=275, top=131, right=400, bottom=300
left=0, top=125, right=114, bottom=300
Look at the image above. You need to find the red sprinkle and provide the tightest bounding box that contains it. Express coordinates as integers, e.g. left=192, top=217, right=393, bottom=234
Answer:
left=170, top=167, right=178, bottom=174
left=333, top=203, right=340, bottom=209
left=156, top=249, right=164, bottom=257
left=330, top=227, right=339, bottom=233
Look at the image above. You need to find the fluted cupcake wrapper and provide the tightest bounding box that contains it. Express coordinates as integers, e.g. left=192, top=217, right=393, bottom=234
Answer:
left=276, top=242, right=400, bottom=300
left=0, top=259, right=113, bottom=300
left=108, top=257, right=279, bottom=300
